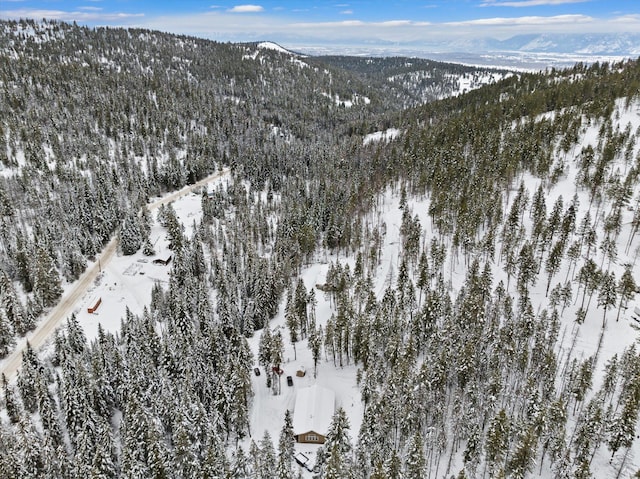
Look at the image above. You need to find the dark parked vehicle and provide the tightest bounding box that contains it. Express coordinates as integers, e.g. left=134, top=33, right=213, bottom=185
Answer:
left=287, top=375, right=293, bottom=386
left=254, top=367, right=261, bottom=376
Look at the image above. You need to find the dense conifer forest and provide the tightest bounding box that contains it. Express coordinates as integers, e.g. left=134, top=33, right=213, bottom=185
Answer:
left=1, top=18, right=640, bottom=479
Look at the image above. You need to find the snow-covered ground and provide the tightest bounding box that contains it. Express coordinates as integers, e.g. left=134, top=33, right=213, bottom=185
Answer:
left=452, top=71, right=512, bottom=96
left=2, top=93, right=639, bottom=478
left=243, top=96, right=640, bottom=476
left=363, top=128, right=402, bottom=145
left=257, top=41, right=293, bottom=55
left=321, top=91, right=370, bottom=108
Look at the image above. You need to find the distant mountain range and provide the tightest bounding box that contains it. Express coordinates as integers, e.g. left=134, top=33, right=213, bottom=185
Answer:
left=293, top=33, right=640, bottom=56
left=477, top=33, right=640, bottom=56
left=386, top=33, right=640, bottom=57
left=293, top=33, right=640, bottom=70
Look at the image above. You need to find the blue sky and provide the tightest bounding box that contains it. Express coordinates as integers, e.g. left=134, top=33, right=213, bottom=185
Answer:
left=2, top=1, right=639, bottom=51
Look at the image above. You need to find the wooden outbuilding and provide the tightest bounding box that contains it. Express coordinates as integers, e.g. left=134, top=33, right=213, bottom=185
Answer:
left=152, top=255, right=172, bottom=266
left=87, top=296, right=102, bottom=314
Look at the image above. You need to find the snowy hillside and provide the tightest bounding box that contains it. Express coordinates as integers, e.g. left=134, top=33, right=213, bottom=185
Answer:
left=1, top=19, right=640, bottom=479
left=388, top=69, right=512, bottom=102
left=308, top=55, right=512, bottom=108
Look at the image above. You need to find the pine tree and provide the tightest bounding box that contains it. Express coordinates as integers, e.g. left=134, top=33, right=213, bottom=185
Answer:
left=201, top=431, right=229, bottom=479
left=162, top=204, right=185, bottom=251
left=577, top=258, right=600, bottom=313
left=485, top=409, right=510, bottom=476
left=572, top=396, right=605, bottom=472
left=66, top=313, right=87, bottom=355
left=14, top=233, right=33, bottom=292
left=324, top=443, right=350, bottom=479
left=257, top=431, right=276, bottom=479
left=598, top=271, right=617, bottom=328
left=607, top=386, right=640, bottom=458
left=0, top=427, right=19, bottom=477
left=294, top=278, right=308, bottom=338
left=506, top=426, right=537, bottom=479
left=270, top=332, right=284, bottom=395
left=88, top=418, right=117, bottom=479
left=0, top=271, right=30, bottom=335
left=547, top=195, right=564, bottom=241
left=276, top=410, right=295, bottom=479
left=120, top=395, right=152, bottom=478
left=140, top=205, right=152, bottom=239
left=318, top=407, right=353, bottom=474
left=531, top=183, right=547, bottom=244
left=16, top=416, right=46, bottom=479
left=230, top=446, right=250, bottom=479
left=37, top=374, right=63, bottom=447
left=383, top=449, right=402, bottom=479
left=285, top=289, right=299, bottom=360
left=517, top=241, right=537, bottom=295
left=2, top=373, right=21, bottom=423
left=146, top=426, right=170, bottom=479
left=172, top=414, right=200, bottom=479
left=545, top=240, right=564, bottom=296
left=538, top=398, right=567, bottom=473
left=258, top=326, right=272, bottom=385
left=31, top=246, right=63, bottom=308
left=616, top=267, right=637, bottom=321
left=143, top=238, right=156, bottom=256
left=0, top=308, right=15, bottom=357
left=404, top=432, right=425, bottom=479
left=17, top=342, right=46, bottom=414
left=120, top=208, right=143, bottom=255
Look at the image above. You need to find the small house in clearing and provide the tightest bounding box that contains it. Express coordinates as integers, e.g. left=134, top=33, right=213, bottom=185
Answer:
left=292, top=385, right=335, bottom=444
left=152, top=255, right=172, bottom=266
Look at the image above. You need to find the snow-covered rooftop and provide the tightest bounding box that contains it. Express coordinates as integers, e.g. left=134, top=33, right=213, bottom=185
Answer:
left=292, top=385, right=335, bottom=436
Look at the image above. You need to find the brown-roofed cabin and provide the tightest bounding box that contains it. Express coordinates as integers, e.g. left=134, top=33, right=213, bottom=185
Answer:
left=292, top=385, right=335, bottom=444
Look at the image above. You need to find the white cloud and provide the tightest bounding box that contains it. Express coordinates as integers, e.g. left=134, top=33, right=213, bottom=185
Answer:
left=228, top=5, right=264, bottom=13
left=2, top=6, right=639, bottom=53
left=0, top=9, right=144, bottom=22
left=341, top=10, right=354, bottom=15
left=481, top=0, right=588, bottom=6
left=611, top=14, right=640, bottom=23
left=447, top=14, right=593, bottom=26
left=78, top=6, right=103, bottom=12
left=115, top=11, right=640, bottom=45
left=292, top=20, right=365, bottom=28
left=376, top=20, right=415, bottom=27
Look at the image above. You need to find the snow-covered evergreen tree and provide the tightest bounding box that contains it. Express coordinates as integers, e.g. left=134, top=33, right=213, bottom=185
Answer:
left=276, top=409, right=295, bottom=479
left=119, top=208, right=143, bottom=255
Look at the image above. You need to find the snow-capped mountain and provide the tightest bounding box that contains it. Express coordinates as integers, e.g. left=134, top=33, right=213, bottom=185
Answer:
left=485, top=33, right=640, bottom=55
